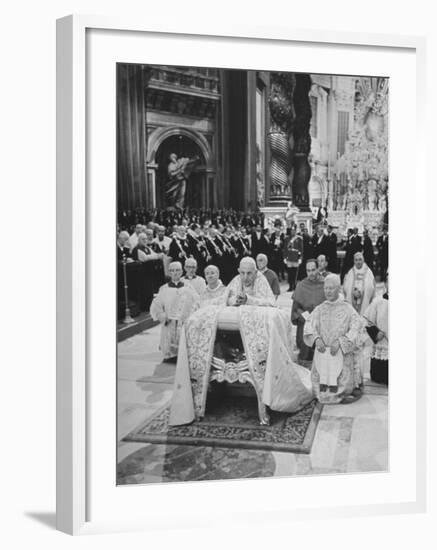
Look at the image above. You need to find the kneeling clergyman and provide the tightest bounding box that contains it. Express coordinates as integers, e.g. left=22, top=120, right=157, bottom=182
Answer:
left=304, top=274, right=361, bottom=404
left=364, top=276, right=389, bottom=385
left=150, top=261, right=200, bottom=361
left=181, top=257, right=207, bottom=296
left=199, top=265, right=227, bottom=307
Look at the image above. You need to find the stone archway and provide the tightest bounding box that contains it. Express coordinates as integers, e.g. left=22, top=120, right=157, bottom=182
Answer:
left=148, top=127, right=212, bottom=167
left=152, top=132, right=212, bottom=209
left=147, top=127, right=213, bottom=209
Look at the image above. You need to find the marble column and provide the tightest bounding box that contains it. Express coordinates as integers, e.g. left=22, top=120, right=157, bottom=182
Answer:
left=291, top=74, right=312, bottom=210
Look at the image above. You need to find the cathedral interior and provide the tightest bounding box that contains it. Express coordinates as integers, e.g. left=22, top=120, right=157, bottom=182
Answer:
left=116, top=64, right=389, bottom=485
left=117, top=63, right=388, bottom=236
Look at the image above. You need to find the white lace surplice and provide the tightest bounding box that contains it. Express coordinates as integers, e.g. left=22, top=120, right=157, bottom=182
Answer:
left=150, top=284, right=200, bottom=359
left=364, top=296, right=388, bottom=360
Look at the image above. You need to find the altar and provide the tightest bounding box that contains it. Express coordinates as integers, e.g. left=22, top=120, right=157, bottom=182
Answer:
left=168, top=304, right=313, bottom=427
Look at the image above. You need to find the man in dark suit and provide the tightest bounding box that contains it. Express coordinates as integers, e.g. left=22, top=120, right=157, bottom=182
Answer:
left=325, top=225, right=338, bottom=273
left=350, top=227, right=363, bottom=255
left=251, top=223, right=270, bottom=258
left=234, top=226, right=252, bottom=260
left=298, top=225, right=314, bottom=280
left=363, top=229, right=375, bottom=273
left=312, top=225, right=329, bottom=259
left=376, top=226, right=389, bottom=280
left=169, top=226, right=191, bottom=266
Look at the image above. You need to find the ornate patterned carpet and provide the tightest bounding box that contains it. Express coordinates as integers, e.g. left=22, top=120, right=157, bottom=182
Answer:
left=123, top=393, right=322, bottom=453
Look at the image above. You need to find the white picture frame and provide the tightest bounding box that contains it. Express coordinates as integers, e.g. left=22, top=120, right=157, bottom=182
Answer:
left=56, top=14, right=427, bottom=535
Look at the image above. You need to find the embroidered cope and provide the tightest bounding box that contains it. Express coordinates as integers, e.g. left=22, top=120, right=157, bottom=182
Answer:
left=304, top=299, right=361, bottom=404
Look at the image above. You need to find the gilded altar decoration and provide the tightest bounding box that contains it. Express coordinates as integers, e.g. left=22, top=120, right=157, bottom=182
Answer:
left=333, top=77, right=389, bottom=230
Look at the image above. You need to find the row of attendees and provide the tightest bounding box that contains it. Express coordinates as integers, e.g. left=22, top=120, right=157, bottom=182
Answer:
left=120, top=220, right=388, bottom=279
left=117, top=221, right=388, bottom=317
left=118, top=207, right=265, bottom=232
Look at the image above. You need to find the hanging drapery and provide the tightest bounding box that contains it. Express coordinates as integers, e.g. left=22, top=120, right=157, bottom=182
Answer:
left=117, top=64, right=151, bottom=213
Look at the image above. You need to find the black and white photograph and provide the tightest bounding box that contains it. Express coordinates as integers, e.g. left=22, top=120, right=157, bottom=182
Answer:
left=116, top=63, right=389, bottom=485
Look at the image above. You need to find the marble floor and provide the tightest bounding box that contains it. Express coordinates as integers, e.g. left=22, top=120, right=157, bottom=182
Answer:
left=117, top=284, right=388, bottom=484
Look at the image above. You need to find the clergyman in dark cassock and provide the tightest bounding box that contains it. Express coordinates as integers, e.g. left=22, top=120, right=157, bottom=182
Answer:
left=291, top=259, right=326, bottom=364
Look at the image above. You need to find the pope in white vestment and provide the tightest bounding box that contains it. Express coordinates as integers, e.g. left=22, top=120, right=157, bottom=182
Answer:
left=150, top=262, right=200, bottom=360
left=169, top=257, right=313, bottom=426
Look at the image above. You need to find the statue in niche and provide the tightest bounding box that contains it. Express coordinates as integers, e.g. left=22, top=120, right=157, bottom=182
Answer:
left=165, top=152, right=199, bottom=209
left=285, top=200, right=300, bottom=226
left=378, top=194, right=387, bottom=213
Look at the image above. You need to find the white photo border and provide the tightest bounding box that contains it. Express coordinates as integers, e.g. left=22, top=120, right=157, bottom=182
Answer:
left=56, top=14, right=427, bottom=535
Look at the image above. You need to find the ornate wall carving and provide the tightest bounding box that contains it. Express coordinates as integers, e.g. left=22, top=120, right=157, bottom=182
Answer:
left=333, top=77, right=389, bottom=229
left=267, top=72, right=295, bottom=201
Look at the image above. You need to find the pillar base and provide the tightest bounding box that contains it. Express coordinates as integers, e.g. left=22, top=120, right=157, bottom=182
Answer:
left=260, top=205, right=287, bottom=228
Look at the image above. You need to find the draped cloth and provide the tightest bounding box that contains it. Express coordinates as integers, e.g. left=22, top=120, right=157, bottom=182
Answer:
left=169, top=289, right=313, bottom=426
left=304, top=299, right=361, bottom=404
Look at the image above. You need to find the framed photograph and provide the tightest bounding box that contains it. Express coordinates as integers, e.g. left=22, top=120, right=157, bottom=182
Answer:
left=56, top=15, right=427, bottom=535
